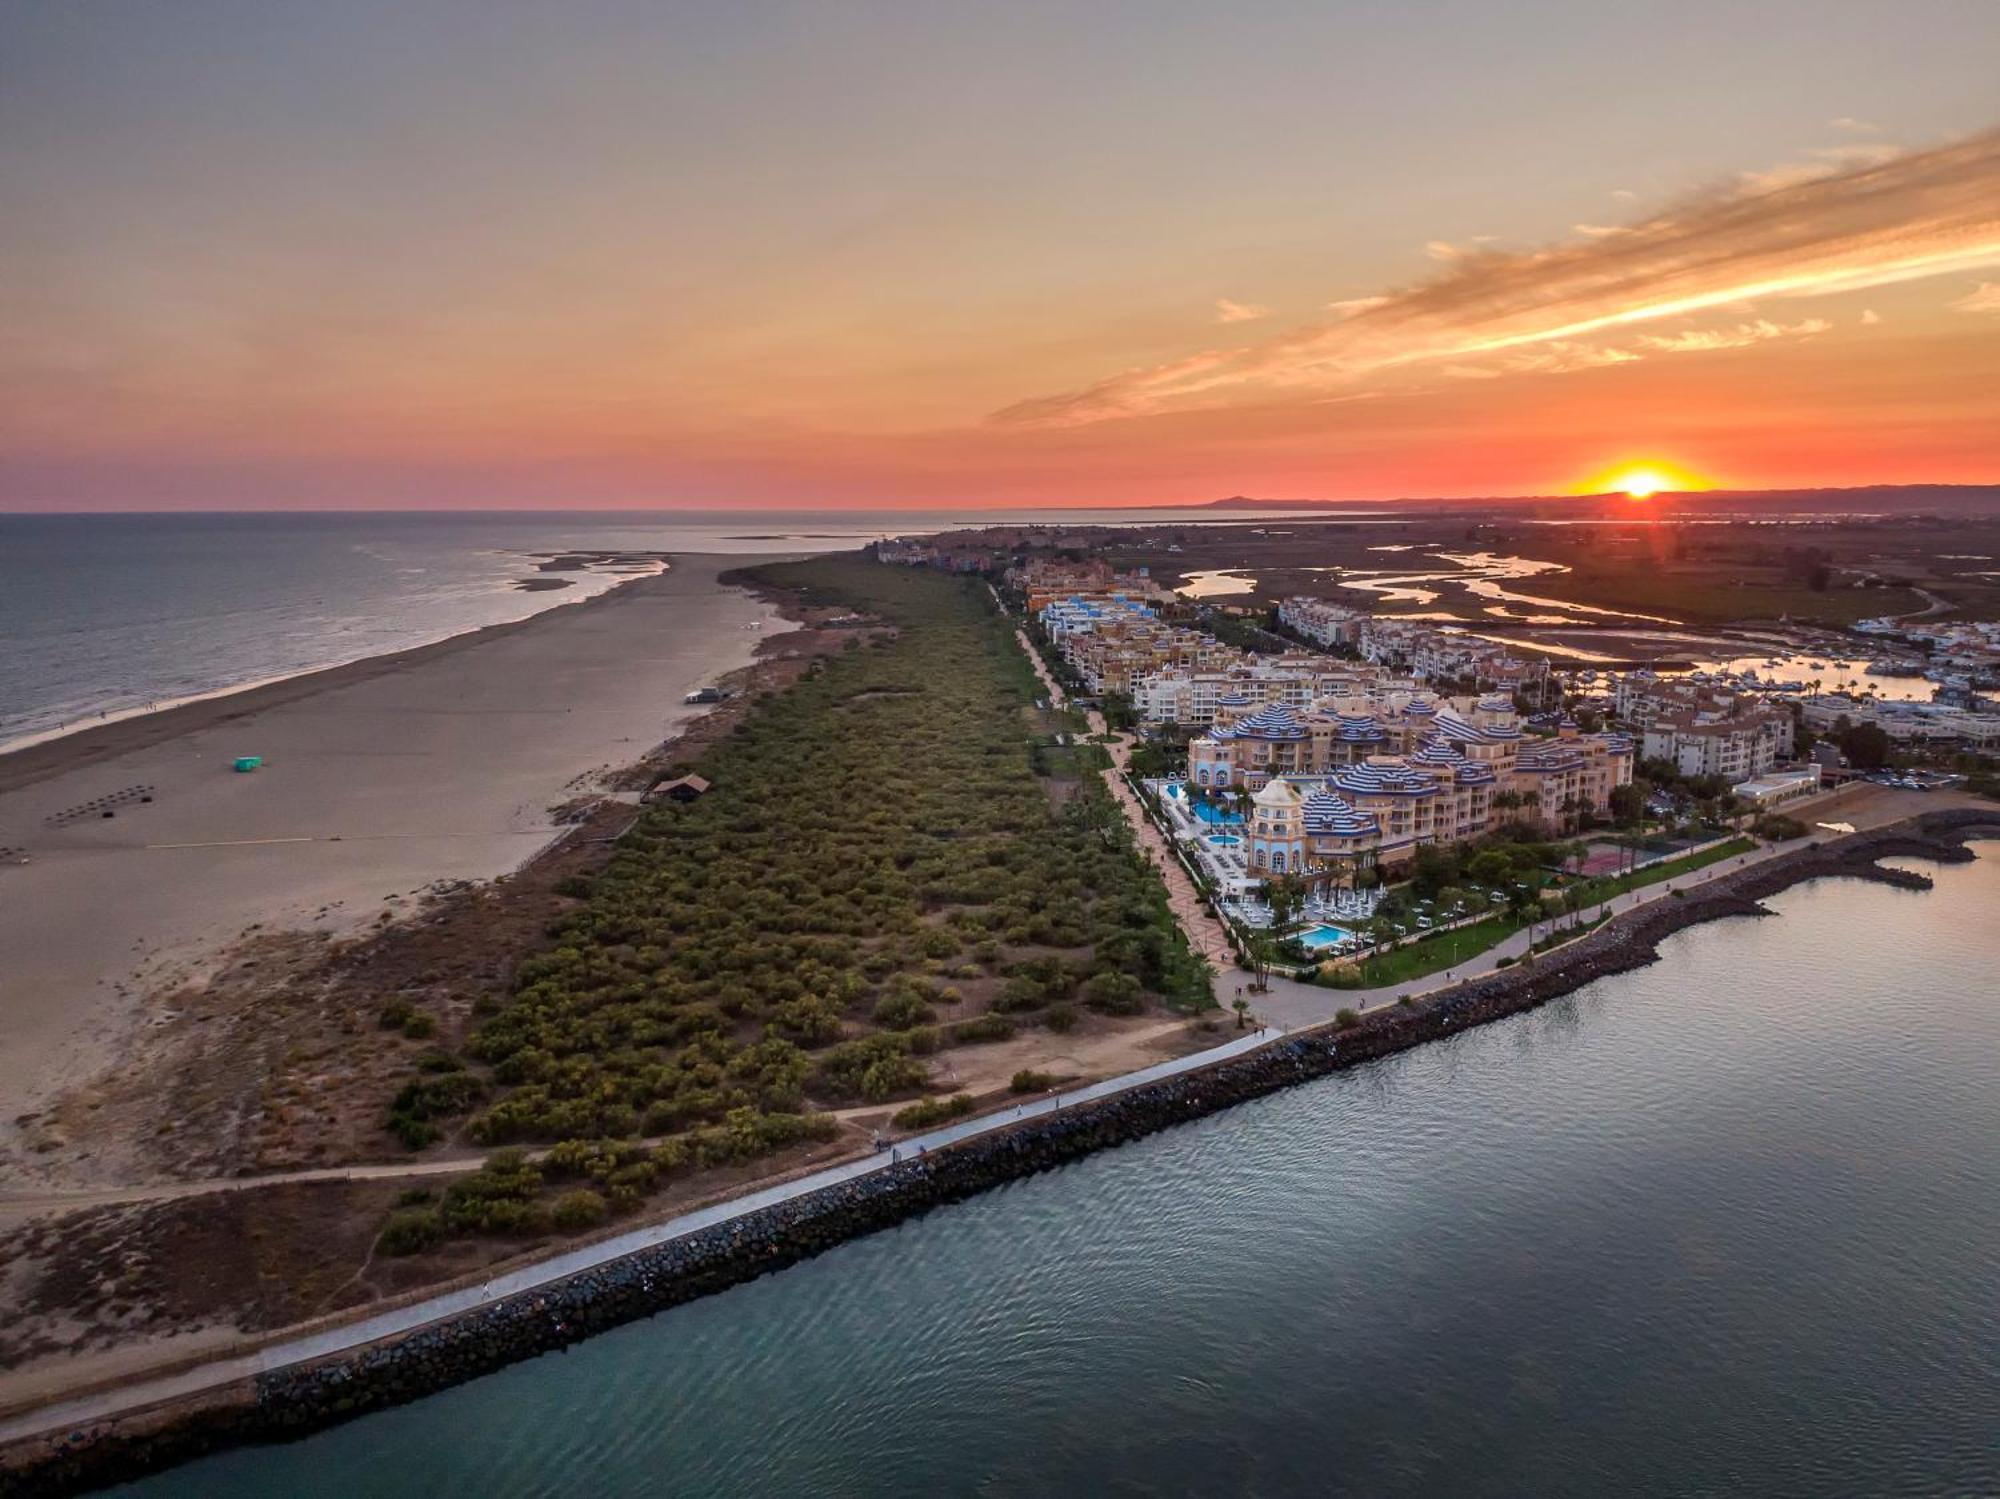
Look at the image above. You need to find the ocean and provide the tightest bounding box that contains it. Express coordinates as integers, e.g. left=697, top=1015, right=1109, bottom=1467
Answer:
left=0, top=508, right=1256, bottom=752
left=111, top=844, right=2000, bottom=1498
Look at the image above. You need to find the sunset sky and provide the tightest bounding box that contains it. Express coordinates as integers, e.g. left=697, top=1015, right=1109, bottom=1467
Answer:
left=3, top=0, right=1998, bottom=510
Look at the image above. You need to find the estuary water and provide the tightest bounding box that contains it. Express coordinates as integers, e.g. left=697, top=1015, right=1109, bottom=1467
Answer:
left=119, top=847, right=2000, bottom=1497
left=0, top=507, right=1268, bottom=750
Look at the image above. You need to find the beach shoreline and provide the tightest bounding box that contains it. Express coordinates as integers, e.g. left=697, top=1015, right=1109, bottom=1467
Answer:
left=0, top=560, right=678, bottom=794
left=0, top=555, right=801, bottom=1168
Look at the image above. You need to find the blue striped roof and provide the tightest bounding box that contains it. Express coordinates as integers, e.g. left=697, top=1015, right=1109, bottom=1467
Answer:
left=1332, top=761, right=1440, bottom=797
left=1517, top=743, right=1585, bottom=772
left=1336, top=712, right=1387, bottom=742
left=1303, top=789, right=1376, bottom=836
left=1218, top=703, right=1307, bottom=741
left=1433, top=709, right=1522, bottom=745
left=1409, top=732, right=1498, bottom=785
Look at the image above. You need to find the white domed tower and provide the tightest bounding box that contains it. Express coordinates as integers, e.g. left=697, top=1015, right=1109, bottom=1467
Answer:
left=1248, top=777, right=1307, bottom=877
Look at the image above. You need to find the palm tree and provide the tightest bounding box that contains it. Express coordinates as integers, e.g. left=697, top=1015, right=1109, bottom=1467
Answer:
left=1510, top=881, right=1544, bottom=950
left=1361, top=911, right=1398, bottom=981
left=1265, top=872, right=1307, bottom=936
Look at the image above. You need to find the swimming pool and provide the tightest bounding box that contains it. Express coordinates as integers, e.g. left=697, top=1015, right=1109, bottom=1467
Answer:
left=1298, top=923, right=1352, bottom=951
left=1163, top=783, right=1243, bottom=825
left=1206, top=834, right=1241, bottom=847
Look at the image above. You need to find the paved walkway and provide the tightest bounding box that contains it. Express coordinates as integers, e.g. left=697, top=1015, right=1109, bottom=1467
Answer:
left=0, top=1026, right=1283, bottom=1444
left=1013, top=626, right=1355, bottom=1027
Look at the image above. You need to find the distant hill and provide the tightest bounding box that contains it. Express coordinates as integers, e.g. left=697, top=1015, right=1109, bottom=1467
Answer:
left=1201, top=485, right=2000, bottom=518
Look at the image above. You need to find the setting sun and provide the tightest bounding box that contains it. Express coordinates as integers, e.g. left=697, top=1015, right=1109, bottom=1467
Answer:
left=1578, top=461, right=1710, bottom=501
left=1614, top=467, right=1672, bottom=499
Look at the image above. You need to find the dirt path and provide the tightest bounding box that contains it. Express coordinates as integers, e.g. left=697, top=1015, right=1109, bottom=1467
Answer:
left=1012, top=626, right=1332, bottom=1025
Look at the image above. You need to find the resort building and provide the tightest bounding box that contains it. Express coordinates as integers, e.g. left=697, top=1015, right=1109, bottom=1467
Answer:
left=1617, top=674, right=1794, bottom=779
left=1734, top=765, right=1824, bottom=810
left=1186, top=695, right=1633, bottom=879
left=1277, top=596, right=1367, bottom=648
left=1035, top=592, right=1237, bottom=695
left=1347, top=614, right=1547, bottom=689
left=1129, top=659, right=1389, bottom=726
left=1798, top=695, right=2000, bottom=750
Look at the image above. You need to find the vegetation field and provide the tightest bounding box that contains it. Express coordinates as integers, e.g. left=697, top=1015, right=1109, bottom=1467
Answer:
left=377, top=558, right=1211, bottom=1252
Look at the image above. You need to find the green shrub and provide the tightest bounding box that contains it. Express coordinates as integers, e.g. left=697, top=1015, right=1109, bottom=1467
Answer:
left=1335, top=1008, right=1361, bottom=1029
left=858, top=1054, right=927, bottom=1101
left=376, top=1208, right=445, bottom=1256
left=684, top=1108, right=837, bottom=1167
left=542, top=1137, right=655, bottom=1181
left=1083, top=970, right=1144, bottom=1015
left=892, top=1094, right=975, bottom=1129
left=774, top=994, right=844, bottom=1044
left=872, top=988, right=936, bottom=1030
left=549, top=1188, right=609, bottom=1231
left=388, top=1114, right=440, bottom=1150
left=439, top=1150, right=547, bottom=1235
left=1009, top=1070, right=1056, bottom=1093
left=915, top=928, right=960, bottom=960
left=1042, top=1002, right=1079, bottom=1033
left=951, top=1014, right=1015, bottom=1044
left=390, top=1070, right=486, bottom=1122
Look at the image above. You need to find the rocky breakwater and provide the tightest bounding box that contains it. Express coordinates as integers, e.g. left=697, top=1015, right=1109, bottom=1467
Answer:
left=8, top=808, right=1998, bottom=1498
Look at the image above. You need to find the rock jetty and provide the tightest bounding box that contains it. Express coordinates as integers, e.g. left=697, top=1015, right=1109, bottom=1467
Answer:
left=6, top=808, right=1996, bottom=1498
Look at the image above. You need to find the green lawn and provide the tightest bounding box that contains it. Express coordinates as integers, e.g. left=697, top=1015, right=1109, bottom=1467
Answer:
left=1317, top=912, right=1524, bottom=990
left=1315, top=835, right=1758, bottom=992
left=1570, top=836, right=1756, bottom=905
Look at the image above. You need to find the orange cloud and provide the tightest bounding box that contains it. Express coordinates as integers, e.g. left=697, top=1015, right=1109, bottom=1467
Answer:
left=1214, top=299, right=1271, bottom=324
left=1952, top=281, right=2000, bottom=313
left=993, top=126, right=2000, bottom=428
left=1634, top=317, right=1831, bottom=352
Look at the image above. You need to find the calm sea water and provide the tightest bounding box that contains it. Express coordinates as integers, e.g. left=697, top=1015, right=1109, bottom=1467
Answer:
left=116, top=846, right=2000, bottom=1498
left=0, top=508, right=1278, bottom=750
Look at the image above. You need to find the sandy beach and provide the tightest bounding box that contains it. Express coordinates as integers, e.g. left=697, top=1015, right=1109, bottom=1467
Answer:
left=0, top=556, right=793, bottom=1162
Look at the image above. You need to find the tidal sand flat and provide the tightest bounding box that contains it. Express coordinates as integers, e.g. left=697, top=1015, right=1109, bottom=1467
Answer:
left=0, top=557, right=790, bottom=1174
